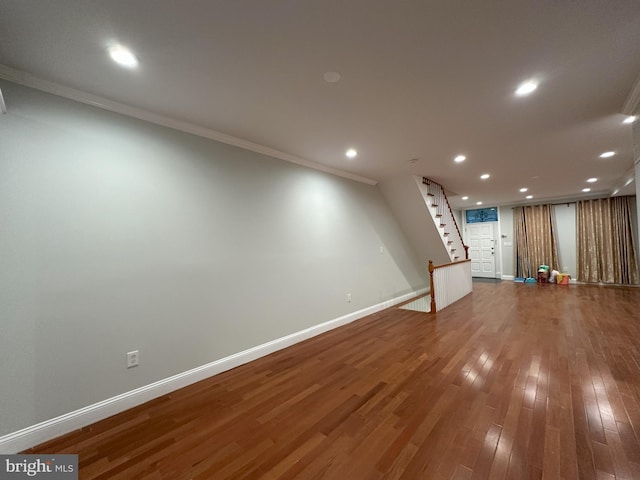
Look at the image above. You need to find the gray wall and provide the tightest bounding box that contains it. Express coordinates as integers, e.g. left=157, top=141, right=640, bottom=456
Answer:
left=553, top=203, right=577, bottom=277
left=498, top=207, right=514, bottom=277
left=0, top=80, right=426, bottom=436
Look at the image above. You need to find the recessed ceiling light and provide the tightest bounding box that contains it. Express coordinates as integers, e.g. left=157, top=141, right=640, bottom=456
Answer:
left=519, top=187, right=528, bottom=193
left=587, top=177, right=597, bottom=183
left=345, top=148, right=358, bottom=158
left=480, top=173, right=490, bottom=180
left=461, top=196, right=469, bottom=200
left=599, top=151, right=615, bottom=158
left=108, top=45, right=139, bottom=68
left=582, top=188, right=591, bottom=192
left=526, top=195, right=533, bottom=199
left=623, top=115, right=637, bottom=124
left=323, top=71, right=341, bottom=83
left=476, top=201, right=483, bottom=205
left=515, top=80, right=538, bottom=96
left=454, top=155, right=466, bottom=163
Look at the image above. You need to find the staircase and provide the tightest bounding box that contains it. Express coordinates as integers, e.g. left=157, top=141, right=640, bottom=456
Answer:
left=420, top=177, right=468, bottom=262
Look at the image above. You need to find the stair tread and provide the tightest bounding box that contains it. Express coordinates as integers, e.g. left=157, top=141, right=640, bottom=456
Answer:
left=424, top=178, right=462, bottom=252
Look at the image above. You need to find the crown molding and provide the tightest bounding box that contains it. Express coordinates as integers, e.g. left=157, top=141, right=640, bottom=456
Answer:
left=609, top=164, right=636, bottom=196
left=623, top=70, right=640, bottom=115
left=0, top=87, right=6, bottom=113
left=0, top=64, right=378, bottom=186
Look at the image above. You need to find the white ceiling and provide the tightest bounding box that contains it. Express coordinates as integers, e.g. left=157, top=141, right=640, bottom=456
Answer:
left=1, top=1, right=639, bottom=207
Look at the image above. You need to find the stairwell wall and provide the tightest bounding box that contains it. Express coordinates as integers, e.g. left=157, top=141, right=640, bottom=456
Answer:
left=379, top=176, right=452, bottom=269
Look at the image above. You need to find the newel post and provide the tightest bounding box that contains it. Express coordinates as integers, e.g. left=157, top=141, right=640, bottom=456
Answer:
left=428, top=260, right=436, bottom=314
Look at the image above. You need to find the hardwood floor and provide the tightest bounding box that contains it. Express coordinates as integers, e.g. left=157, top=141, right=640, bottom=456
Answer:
left=27, top=282, right=640, bottom=479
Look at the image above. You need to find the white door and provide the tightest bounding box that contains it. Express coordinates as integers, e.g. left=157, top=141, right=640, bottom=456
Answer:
left=466, top=223, right=496, bottom=278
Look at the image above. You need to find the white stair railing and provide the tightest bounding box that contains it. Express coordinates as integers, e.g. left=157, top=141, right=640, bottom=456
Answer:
left=421, top=177, right=467, bottom=262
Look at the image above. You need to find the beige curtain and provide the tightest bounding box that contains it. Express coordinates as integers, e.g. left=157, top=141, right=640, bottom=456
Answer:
left=514, top=204, right=559, bottom=278
left=577, top=196, right=639, bottom=284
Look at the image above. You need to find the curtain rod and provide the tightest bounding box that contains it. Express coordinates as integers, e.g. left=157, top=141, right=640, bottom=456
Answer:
left=510, top=195, right=634, bottom=209
left=512, top=201, right=575, bottom=209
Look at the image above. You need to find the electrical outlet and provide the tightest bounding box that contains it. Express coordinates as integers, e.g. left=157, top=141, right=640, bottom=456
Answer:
left=379, top=246, right=384, bottom=254
left=126, top=350, right=139, bottom=369
left=347, top=293, right=352, bottom=303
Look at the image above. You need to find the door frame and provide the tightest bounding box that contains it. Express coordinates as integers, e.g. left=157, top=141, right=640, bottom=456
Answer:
left=461, top=211, right=502, bottom=279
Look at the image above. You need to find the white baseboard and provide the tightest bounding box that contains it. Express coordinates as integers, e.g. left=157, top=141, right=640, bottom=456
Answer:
left=501, top=275, right=515, bottom=281
left=0, top=287, right=427, bottom=454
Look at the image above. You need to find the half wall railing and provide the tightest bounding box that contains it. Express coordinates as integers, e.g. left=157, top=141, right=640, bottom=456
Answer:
left=428, top=259, right=472, bottom=313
